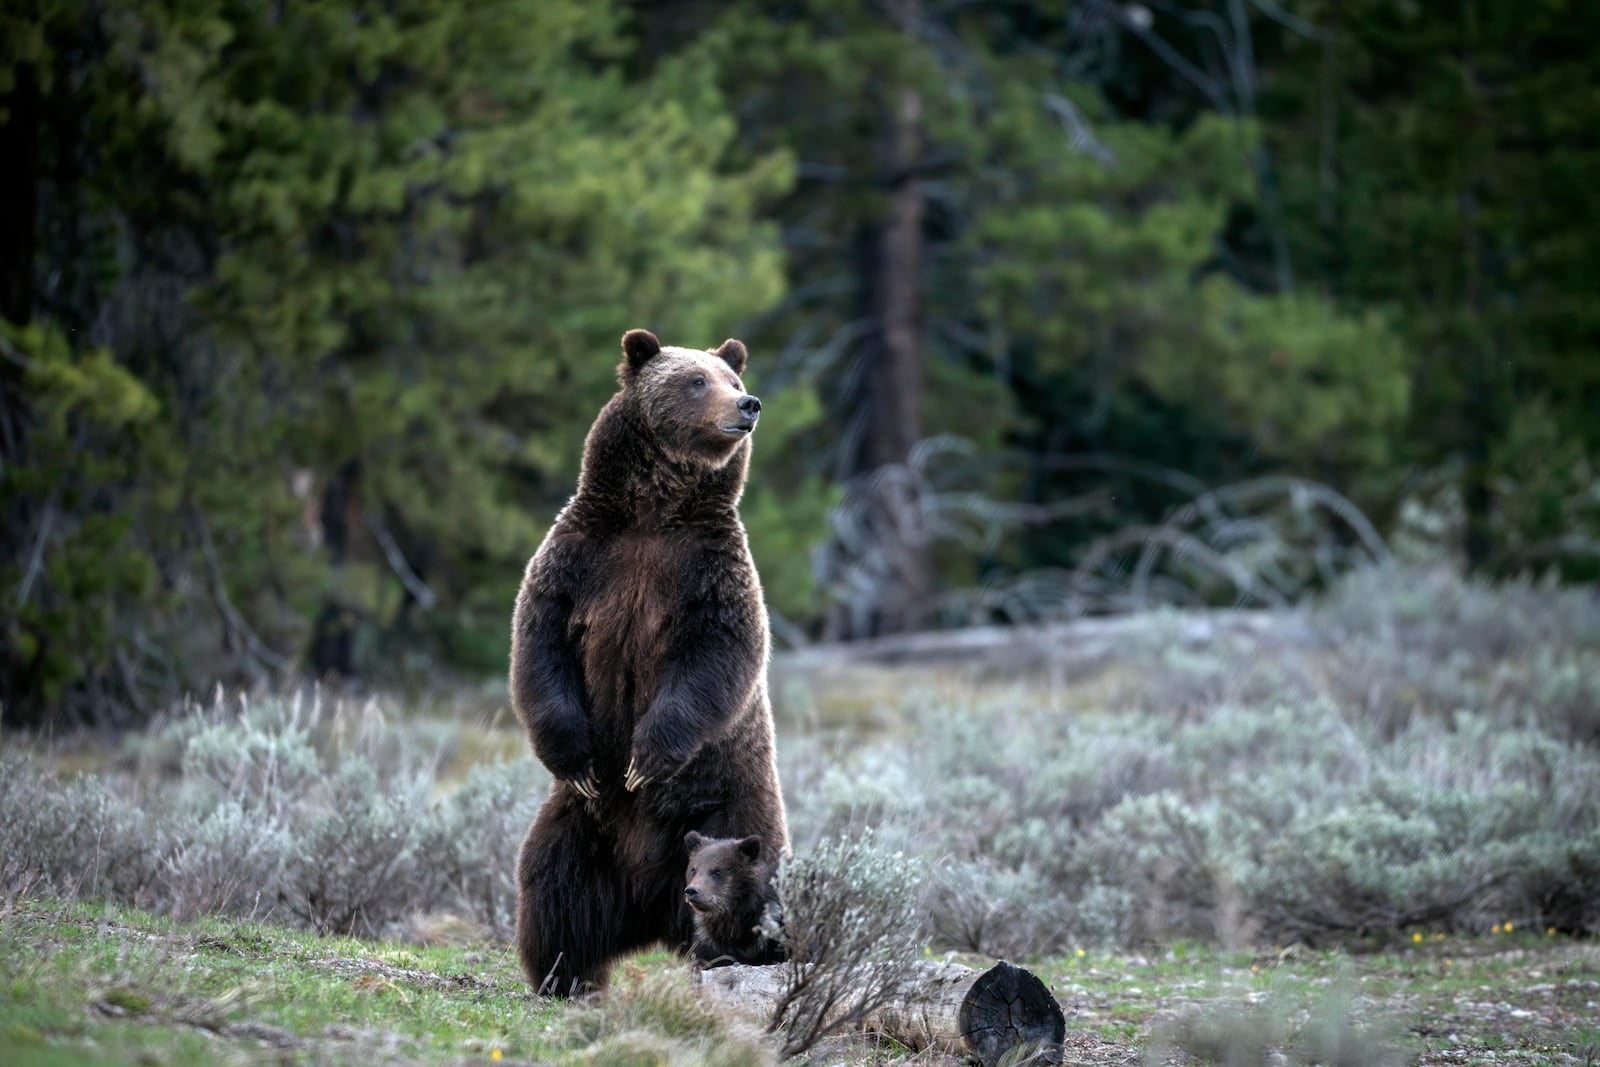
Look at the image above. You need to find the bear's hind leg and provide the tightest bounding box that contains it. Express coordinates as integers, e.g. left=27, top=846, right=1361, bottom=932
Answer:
left=515, top=797, right=628, bottom=995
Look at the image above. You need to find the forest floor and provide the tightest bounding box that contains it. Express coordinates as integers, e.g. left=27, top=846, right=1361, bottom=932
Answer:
left=3, top=896, right=1596, bottom=1066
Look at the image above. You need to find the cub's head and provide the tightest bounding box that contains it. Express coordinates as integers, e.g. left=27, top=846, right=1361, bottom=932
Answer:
left=683, top=831, right=765, bottom=915
left=619, top=329, right=761, bottom=467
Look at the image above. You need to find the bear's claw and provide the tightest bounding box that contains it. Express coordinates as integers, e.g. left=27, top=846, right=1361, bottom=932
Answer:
left=571, top=771, right=600, bottom=799
left=623, top=759, right=650, bottom=792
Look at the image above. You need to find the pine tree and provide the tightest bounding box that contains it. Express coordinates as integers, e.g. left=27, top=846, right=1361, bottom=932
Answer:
left=1, top=0, right=795, bottom=724
left=657, top=0, right=1412, bottom=627
left=1265, top=0, right=1600, bottom=573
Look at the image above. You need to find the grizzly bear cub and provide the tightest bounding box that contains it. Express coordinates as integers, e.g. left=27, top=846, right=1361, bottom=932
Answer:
left=683, top=831, right=787, bottom=967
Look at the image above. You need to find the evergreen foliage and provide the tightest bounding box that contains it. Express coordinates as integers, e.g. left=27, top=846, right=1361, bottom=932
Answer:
left=3, top=2, right=1597, bottom=721
left=2, top=0, right=807, bottom=723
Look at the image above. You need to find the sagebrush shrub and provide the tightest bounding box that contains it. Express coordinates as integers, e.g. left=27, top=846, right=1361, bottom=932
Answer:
left=162, top=799, right=293, bottom=920
left=0, top=693, right=547, bottom=938
left=924, top=858, right=1069, bottom=957
left=0, top=754, right=162, bottom=904
left=4, top=566, right=1596, bottom=954
left=418, top=757, right=546, bottom=937
left=280, top=761, right=433, bottom=935
left=1147, top=984, right=1404, bottom=1067
left=766, top=829, right=923, bottom=1056
left=779, top=571, right=1600, bottom=949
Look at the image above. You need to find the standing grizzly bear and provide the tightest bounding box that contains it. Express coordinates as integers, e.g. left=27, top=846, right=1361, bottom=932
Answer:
left=510, top=328, right=789, bottom=995
left=683, top=831, right=787, bottom=968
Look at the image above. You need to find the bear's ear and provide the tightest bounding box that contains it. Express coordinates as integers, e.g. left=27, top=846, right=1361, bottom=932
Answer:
left=737, top=835, right=762, bottom=862
left=684, top=831, right=705, bottom=853
left=713, top=338, right=747, bottom=375
left=621, top=329, right=662, bottom=381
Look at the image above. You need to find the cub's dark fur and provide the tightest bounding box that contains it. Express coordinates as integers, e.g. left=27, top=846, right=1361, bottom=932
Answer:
left=683, top=831, right=786, bottom=967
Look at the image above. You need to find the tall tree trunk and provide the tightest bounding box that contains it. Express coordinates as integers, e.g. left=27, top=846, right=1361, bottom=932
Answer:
left=0, top=58, right=39, bottom=470
left=0, top=61, right=37, bottom=327
left=831, top=0, right=929, bottom=640
left=310, top=460, right=364, bottom=679
left=1459, top=3, right=1496, bottom=571
left=865, top=85, right=925, bottom=475
left=0, top=58, right=39, bottom=717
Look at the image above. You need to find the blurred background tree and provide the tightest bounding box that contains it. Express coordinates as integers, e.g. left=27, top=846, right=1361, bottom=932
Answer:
left=3, top=0, right=1596, bottom=728
left=1, top=0, right=801, bottom=725
left=1263, top=0, right=1600, bottom=575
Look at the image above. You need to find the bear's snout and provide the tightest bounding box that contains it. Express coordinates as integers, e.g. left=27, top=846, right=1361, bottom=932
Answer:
left=736, top=394, right=761, bottom=420
left=685, top=884, right=711, bottom=912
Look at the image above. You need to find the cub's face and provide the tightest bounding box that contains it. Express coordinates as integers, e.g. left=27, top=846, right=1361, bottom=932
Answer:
left=619, top=330, right=760, bottom=467
left=683, top=831, right=763, bottom=915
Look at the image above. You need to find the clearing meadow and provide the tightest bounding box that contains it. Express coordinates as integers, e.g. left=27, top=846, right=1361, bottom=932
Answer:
left=3, top=567, right=1598, bottom=1065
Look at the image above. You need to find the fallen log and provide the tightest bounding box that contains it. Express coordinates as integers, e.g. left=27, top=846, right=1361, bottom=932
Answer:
left=692, top=959, right=1066, bottom=1066
left=774, top=608, right=1320, bottom=675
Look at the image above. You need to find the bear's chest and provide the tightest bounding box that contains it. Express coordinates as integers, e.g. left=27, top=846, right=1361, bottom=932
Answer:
left=572, top=533, right=684, bottom=711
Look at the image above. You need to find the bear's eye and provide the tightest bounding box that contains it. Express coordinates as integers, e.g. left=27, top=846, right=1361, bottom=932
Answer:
left=688, top=867, right=696, bottom=876
left=711, top=869, right=723, bottom=880
left=692, top=375, right=707, bottom=389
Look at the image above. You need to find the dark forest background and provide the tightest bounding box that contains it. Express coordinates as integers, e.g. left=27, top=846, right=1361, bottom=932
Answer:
left=4, top=0, right=1597, bottom=728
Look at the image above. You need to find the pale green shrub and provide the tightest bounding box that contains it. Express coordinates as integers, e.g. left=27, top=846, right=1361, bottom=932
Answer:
left=0, top=693, right=545, bottom=938
left=0, top=754, right=161, bottom=904
left=925, top=859, right=1069, bottom=956
left=162, top=799, right=294, bottom=920
left=4, top=567, right=1597, bottom=954
left=418, top=757, right=546, bottom=937
left=767, top=829, right=923, bottom=1056
left=1147, top=985, right=1404, bottom=1067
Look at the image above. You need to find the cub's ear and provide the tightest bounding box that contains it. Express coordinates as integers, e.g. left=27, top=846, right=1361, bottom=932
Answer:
left=620, top=329, right=662, bottom=382
left=737, top=835, right=762, bottom=862
left=713, top=338, right=747, bottom=374
left=684, top=831, right=706, bottom=853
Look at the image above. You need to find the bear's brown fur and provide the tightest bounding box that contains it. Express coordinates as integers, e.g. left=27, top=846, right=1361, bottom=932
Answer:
left=510, top=328, right=788, bottom=994
left=683, top=831, right=786, bottom=968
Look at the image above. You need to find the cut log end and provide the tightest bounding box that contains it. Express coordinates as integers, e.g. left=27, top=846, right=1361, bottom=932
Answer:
left=958, top=962, right=1067, bottom=1067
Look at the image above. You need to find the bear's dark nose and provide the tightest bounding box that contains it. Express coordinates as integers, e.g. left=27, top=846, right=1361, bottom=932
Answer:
left=684, top=886, right=699, bottom=900
left=737, top=394, right=762, bottom=419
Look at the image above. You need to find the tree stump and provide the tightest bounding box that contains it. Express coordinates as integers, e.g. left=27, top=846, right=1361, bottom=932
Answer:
left=692, top=959, right=1066, bottom=1065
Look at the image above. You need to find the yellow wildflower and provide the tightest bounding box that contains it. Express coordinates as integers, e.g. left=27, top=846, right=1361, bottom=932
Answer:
left=491, top=1051, right=503, bottom=1062
left=1411, top=932, right=1422, bottom=944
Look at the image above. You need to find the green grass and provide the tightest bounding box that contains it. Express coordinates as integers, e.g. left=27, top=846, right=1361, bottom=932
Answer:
left=0, top=898, right=771, bottom=1067
left=1030, top=935, right=1600, bottom=1066
left=8, top=896, right=1590, bottom=1066
left=4, top=902, right=1598, bottom=1065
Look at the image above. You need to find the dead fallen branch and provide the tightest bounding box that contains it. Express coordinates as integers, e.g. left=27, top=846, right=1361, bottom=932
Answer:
left=776, top=608, right=1320, bottom=677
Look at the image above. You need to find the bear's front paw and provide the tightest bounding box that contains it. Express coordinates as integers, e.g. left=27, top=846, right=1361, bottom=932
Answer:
left=567, top=766, right=601, bottom=800
left=623, top=744, right=688, bottom=792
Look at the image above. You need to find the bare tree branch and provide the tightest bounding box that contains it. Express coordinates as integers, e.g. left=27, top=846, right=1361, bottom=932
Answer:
left=1094, top=0, right=1233, bottom=114
left=1245, top=0, right=1324, bottom=39
left=1042, top=92, right=1117, bottom=165
left=362, top=509, right=436, bottom=610
left=14, top=491, right=56, bottom=607
left=190, top=502, right=288, bottom=675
